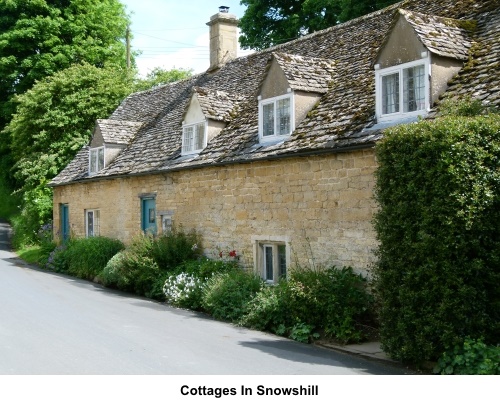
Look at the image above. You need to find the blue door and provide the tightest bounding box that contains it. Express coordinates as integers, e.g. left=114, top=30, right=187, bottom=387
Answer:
left=141, top=198, right=157, bottom=235
left=60, top=204, right=70, bottom=242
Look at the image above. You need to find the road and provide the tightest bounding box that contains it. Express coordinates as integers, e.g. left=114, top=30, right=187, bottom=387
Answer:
left=0, top=220, right=408, bottom=375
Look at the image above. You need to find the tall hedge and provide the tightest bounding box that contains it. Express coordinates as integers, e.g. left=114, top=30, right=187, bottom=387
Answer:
left=374, top=110, right=500, bottom=364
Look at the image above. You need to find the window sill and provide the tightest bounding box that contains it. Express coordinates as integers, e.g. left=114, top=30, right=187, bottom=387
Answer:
left=371, top=114, right=425, bottom=131
left=258, top=137, right=289, bottom=146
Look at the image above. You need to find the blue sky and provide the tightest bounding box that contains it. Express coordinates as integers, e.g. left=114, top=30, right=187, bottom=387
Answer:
left=120, top=0, right=252, bottom=76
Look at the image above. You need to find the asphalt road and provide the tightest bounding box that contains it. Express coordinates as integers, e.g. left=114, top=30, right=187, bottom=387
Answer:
left=0, top=220, right=408, bottom=375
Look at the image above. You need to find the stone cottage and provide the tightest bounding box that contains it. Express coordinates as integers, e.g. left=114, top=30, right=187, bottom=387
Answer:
left=50, top=0, right=500, bottom=281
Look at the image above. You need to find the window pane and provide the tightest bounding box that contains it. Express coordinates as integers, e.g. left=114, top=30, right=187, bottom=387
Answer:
left=262, top=103, right=274, bottom=137
left=87, top=211, right=94, bottom=237
left=276, top=98, right=290, bottom=135
left=278, top=244, right=287, bottom=279
left=403, top=65, right=425, bottom=112
left=98, top=148, right=104, bottom=171
left=194, top=123, right=205, bottom=150
left=182, top=126, right=194, bottom=153
left=382, top=73, right=399, bottom=114
left=90, top=150, right=97, bottom=173
left=264, top=246, right=274, bottom=281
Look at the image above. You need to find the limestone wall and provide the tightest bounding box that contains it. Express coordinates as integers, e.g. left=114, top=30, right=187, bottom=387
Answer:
left=53, top=149, right=379, bottom=275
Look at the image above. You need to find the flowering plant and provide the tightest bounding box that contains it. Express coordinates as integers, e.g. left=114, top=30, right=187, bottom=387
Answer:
left=163, top=272, right=207, bottom=309
left=218, top=249, right=239, bottom=260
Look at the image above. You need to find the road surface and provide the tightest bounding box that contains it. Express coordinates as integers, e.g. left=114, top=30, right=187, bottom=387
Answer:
left=0, top=220, right=408, bottom=375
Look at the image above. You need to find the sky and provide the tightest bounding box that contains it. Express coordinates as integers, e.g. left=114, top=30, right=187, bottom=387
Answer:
left=120, top=0, right=253, bottom=76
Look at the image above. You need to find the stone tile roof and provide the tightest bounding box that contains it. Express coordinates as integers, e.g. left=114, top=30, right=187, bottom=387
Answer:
left=96, top=119, right=143, bottom=144
left=50, top=0, right=500, bottom=186
left=399, top=9, right=474, bottom=61
left=440, top=8, right=500, bottom=107
left=272, top=52, right=336, bottom=94
left=189, top=87, right=244, bottom=122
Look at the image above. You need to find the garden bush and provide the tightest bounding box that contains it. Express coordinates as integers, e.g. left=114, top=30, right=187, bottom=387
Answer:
left=242, top=266, right=373, bottom=343
left=151, top=227, right=202, bottom=272
left=46, top=241, right=72, bottom=273
left=374, top=105, right=500, bottom=364
left=60, top=236, right=124, bottom=280
left=163, top=259, right=240, bottom=310
left=36, top=222, right=57, bottom=267
left=202, top=270, right=264, bottom=322
left=98, top=233, right=165, bottom=299
left=98, top=229, right=203, bottom=300
left=240, top=280, right=292, bottom=333
left=434, top=338, right=500, bottom=375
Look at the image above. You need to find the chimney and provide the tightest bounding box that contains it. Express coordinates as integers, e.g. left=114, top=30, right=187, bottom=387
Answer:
left=206, top=6, right=238, bottom=71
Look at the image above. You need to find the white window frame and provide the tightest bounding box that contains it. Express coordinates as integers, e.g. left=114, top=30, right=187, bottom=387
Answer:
left=252, top=236, right=290, bottom=283
left=375, top=56, right=430, bottom=123
left=258, top=93, right=294, bottom=143
left=181, top=120, right=207, bottom=155
left=85, top=209, right=100, bottom=237
left=89, top=146, right=105, bottom=174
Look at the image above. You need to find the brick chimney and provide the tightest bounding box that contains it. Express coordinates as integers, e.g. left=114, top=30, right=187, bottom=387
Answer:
left=206, top=7, right=238, bottom=71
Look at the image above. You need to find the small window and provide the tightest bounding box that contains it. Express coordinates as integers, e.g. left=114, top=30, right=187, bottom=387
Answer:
left=89, top=147, right=105, bottom=174
left=259, top=94, right=293, bottom=142
left=182, top=121, right=206, bottom=155
left=376, top=58, right=429, bottom=122
left=85, top=209, right=100, bottom=237
left=161, top=215, right=173, bottom=234
left=261, top=242, right=288, bottom=283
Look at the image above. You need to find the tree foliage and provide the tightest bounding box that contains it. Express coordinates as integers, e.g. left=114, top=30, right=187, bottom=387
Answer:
left=4, top=62, right=134, bottom=244
left=0, top=0, right=130, bottom=128
left=133, top=67, right=193, bottom=92
left=373, top=102, right=500, bottom=365
left=239, top=0, right=399, bottom=50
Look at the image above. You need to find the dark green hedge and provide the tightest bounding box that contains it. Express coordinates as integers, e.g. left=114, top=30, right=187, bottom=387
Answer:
left=374, top=112, right=500, bottom=364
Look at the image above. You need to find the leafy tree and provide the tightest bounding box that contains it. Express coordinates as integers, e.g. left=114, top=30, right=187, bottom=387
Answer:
left=0, top=0, right=131, bottom=129
left=4, top=62, right=134, bottom=245
left=239, top=0, right=399, bottom=50
left=133, top=67, right=193, bottom=92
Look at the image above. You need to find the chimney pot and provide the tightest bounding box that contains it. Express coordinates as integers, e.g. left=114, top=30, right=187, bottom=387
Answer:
left=219, top=6, right=229, bottom=13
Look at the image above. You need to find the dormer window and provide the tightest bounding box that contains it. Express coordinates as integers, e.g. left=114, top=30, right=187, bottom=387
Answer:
left=259, top=93, right=294, bottom=142
left=182, top=121, right=206, bottom=155
left=89, top=146, right=104, bottom=174
left=376, top=58, right=429, bottom=122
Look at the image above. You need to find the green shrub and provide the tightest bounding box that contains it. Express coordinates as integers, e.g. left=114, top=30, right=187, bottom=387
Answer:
left=202, top=270, right=264, bottom=322
left=98, top=251, right=128, bottom=289
left=151, top=227, right=202, bottom=272
left=61, top=236, right=124, bottom=280
left=36, top=222, right=57, bottom=267
left=241, top=281, right=292, bottom=333
left=374, top=110, right=500, bottom=364
left=46, top=242, right=71, bottom=273
left=434, top=338, right=500, bottom=375
left=10, top=186, right=53, bottom=248
left=163, top=258, right=240, bottom=310
left=98, top=233, right=165, bottom=299
left=289, top=322, right=319, bottom=343
left=242, top=266, right=373, bottom=343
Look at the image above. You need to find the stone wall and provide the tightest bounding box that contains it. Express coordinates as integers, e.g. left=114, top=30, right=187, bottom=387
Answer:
left=53, top=148, right=379, bottom=276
